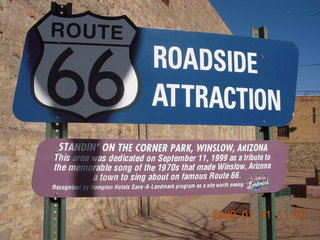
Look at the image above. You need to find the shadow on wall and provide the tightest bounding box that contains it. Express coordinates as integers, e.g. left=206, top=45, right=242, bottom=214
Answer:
left=80, top=205, right=254, bottom=240
left=81, top=197, right=139, bottom=231
left=78, top=203, right=320, bottom=240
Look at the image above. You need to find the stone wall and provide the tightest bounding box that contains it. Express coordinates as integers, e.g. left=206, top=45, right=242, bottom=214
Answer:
left=272, top=96, right=320, bottom=168
left=286, top=142, right=320, bottom=168
left=273, top=96, right=320, bottom=143
left=0, top=0, right=255, bottom=239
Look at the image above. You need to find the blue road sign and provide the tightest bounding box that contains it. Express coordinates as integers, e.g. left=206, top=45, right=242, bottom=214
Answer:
left=13, top=12, right=298, bottom=126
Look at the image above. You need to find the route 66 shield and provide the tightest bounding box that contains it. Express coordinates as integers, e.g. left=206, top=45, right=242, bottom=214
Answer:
left=30, top=12, right=139, bottom=119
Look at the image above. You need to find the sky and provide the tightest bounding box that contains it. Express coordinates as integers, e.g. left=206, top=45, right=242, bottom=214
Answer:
left=210, top=0, right=320, bottom=95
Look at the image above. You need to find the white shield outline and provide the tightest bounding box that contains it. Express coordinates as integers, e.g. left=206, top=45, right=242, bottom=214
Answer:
left=32, top=12, right=139, bottom=119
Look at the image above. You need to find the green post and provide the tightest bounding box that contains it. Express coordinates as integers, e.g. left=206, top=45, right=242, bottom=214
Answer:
left=252, top=26, right=276, bottom=240
left=43, top=3, right=72, bottom=240
left=44, top=123, right=68, bottom=240
left=138, top=124, right=152, bottom=216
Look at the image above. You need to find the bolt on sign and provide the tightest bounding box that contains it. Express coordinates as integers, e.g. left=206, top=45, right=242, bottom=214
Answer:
left=13, top=11, right=299, bottom=126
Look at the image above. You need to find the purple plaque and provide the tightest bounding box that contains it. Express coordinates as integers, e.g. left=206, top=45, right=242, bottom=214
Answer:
left=32, top=139, right=288, bottom=197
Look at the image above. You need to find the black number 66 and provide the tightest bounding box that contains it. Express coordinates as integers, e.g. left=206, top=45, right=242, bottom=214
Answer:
left=48, top=47, right=124, bottom=107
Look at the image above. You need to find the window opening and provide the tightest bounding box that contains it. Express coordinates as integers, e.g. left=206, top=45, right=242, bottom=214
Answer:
left=277, top=125, right=289, bottom=137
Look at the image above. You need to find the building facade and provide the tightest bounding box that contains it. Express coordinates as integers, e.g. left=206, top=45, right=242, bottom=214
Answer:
left=273, top=96, right=320, bottom=167
left=273, top=96, right=320, bottom=142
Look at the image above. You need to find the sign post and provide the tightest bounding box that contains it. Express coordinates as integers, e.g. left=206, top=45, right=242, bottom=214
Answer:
left=44, top=123, right=68, bottom=240
left=43, top=3, right=70, bottom=240
left=252, top=26, right=276, bottom=240
left=138, top=124, right=152, bottom=216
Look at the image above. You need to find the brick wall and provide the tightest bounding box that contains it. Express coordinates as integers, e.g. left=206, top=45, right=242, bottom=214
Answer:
left=286, top=142, right=320, bottom=168
left=0, top=0, right=255, bottom=239
left=272, top=96, right=320, bottom=168
left=273, top=96, right=320, bottom=143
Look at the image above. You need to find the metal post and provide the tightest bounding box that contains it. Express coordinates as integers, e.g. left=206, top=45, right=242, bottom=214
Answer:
left=43, top=4, right=72, bottom=240
left=138, top=124, right=152, bottom=216
left=256, top=126, right=276, bottom=240
left=44, top=123, right=68, bottom=240
left=252, top=26, right=276, bottom=240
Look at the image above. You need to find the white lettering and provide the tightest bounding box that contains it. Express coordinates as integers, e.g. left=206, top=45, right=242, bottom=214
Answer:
left=153, top=46, right=258, bottom=74
left=199, top=48, right=212, bottom=70
left=151, top=84, right=280, bottom=112
left=183, top=48, right=198, bottom=70
left=152, top=83, right=168, bottom=106
left=154, top=45, right=167, bottom=68
left=168, top=46, right=182, bottom=69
